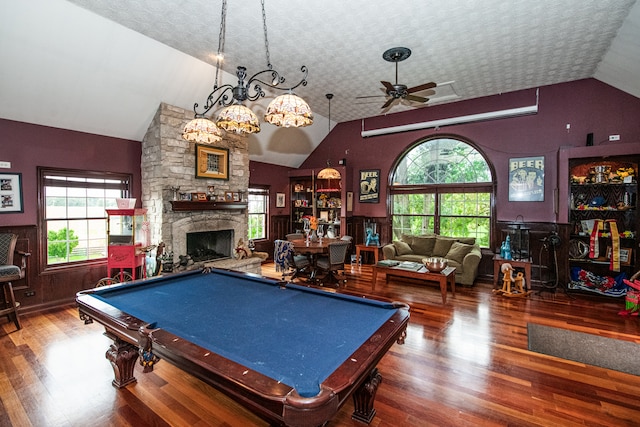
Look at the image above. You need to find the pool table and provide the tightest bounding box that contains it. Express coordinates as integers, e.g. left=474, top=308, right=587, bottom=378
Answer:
left=76, top=268, right=409, bottom=426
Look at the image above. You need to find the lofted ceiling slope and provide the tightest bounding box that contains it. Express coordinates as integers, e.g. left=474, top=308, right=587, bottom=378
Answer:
left=1, top=0, right=638, bottom=168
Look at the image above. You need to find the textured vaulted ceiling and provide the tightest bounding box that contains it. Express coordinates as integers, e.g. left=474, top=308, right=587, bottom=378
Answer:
left=1, top=0, right=639, bottom=168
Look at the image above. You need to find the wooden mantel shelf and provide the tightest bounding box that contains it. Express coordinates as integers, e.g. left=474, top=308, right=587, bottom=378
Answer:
left=169, top=201, right=247, bottom=211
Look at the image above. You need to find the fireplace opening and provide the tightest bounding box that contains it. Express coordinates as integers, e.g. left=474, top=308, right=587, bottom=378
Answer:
left=186, top=229, right=234, bottom=262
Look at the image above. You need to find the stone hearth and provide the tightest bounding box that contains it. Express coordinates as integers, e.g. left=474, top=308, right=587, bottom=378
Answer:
left=140, top=103, right=260, bottom=274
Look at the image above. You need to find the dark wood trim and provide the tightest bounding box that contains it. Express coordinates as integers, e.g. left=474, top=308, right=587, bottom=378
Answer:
left=169, top=201, right=248, bottom=211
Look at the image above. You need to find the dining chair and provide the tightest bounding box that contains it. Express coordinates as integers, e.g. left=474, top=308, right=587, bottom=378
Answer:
left=274, top=239, right=310, bottom=282
left=315, top=240, right=350, bottom=286
left=285, top=233, right=311, bottom=279
left=0, top=233, right=31, bottom=331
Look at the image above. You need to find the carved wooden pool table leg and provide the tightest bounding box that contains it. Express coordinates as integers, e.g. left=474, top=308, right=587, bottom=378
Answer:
left=351, top=367, right=382, bottom=424
left=104, top=332, right=139, bottom=388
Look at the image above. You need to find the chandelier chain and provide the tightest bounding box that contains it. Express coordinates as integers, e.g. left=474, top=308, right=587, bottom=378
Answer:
left=261, top=0, right=272, bottom=70
left=213, top=0, right=227, bottom=88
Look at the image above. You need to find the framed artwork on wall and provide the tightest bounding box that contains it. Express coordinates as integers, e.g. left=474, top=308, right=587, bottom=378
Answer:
left=0, top=172, right=23, bottom=213
left=196, top=144, right=229, bottom=180
left=276, top=193, right=286, bottom=208
left=508, top=156, right=544, bottom=201
left=359, top=169, right=380, bottom=203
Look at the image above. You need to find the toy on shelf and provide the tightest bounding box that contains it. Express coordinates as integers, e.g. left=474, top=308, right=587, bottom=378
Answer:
left=620, top=271, right=640, bottom=316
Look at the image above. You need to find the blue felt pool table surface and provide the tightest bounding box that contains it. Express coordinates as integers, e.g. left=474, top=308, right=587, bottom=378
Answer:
left=87, top=268, right=401, bottom=398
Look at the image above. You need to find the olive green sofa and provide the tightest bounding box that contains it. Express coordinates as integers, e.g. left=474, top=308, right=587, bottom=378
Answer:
left=381, top=234, right=481, bottom=286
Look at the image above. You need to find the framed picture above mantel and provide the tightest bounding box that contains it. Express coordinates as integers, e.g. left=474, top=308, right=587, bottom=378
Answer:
left=196, top=144, right=229, bottom=180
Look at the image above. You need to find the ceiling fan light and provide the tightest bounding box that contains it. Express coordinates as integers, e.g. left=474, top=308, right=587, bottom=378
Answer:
left=182, top=117, right=223, bottom=143
left=265, top=93, right=313, bottom=128
left=216, top=104, right=261, bottom=135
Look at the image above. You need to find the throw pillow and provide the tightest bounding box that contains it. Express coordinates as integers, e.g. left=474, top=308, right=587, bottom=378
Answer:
left=393, top=240, right=413, bottom=256
left=432, top=237, right=456, bottom=257
left=410, top=236, right=436, bottom=254
left=446, top=241, right=473, bottom=264
left=400, top=234, right=414, bottom=245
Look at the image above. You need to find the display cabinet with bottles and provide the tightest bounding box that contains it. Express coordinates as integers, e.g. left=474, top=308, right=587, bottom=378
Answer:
left=289, top=166, right=349, bottom=237
left=568, top=158, right=637, bottom=284
left=290, top=176, right=315, bottom=233
left=106, top=208, right=149, bottom=281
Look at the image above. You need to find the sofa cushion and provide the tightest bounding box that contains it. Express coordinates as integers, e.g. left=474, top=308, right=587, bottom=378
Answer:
left=410, top=236, right=436, bottom=255
left=446, top=241, right=474, bottom=264
left=457, top=237, right=476, bottom=245
left=432, top=237, right=456, bottom=257
left=393, top=240, right=413, bottom=256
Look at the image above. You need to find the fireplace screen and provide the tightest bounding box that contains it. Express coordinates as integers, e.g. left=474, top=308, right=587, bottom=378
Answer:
left=186, top=229, right=233, bottom=262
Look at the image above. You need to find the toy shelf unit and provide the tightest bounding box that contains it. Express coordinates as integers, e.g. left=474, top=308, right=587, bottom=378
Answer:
left=106, top=208, right=150, bottom=281
left=568, top=157, right=638, bottom=285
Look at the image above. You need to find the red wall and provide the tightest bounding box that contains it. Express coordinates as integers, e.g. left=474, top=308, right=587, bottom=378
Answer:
left=2, top=78, right=639, bottom=229
left=300, top=78, right=640, bottom=223
left=248, top=160, right=293, bottom=216
left=0, top=119, right=142, bottom=227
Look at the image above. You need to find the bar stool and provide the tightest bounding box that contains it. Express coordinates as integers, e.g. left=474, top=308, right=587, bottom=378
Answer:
left=0, top=233, right=31, bottom=330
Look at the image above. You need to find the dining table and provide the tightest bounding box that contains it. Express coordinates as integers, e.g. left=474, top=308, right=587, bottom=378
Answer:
left=289, top=238, right=340, bottom=283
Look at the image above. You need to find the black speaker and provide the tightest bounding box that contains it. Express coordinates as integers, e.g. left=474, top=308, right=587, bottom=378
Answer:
left=586, top=133, right=594, bottom=146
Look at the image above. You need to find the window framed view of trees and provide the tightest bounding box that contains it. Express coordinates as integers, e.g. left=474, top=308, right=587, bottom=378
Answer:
left=39, top=167, right=132, bottom=269
left=248, top=186, right=269, bottom=241
left=390, top=136, right=494, bottom=247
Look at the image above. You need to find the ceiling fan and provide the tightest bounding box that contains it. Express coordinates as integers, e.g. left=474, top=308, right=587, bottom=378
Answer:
left=358, top=47, right=437, bottom=109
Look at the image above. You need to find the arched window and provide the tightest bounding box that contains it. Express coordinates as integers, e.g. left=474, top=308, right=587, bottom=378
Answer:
left=390, top=137, right=493, bottom=247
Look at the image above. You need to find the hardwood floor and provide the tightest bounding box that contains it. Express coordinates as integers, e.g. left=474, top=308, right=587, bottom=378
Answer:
left=2, top=263, right=640, bottom=426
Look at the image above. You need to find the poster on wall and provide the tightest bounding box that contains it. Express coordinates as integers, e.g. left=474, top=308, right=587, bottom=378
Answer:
left=509, top=156, right=544, bottom=201
left=0, top=172, right=24, bottom=213
left=359, top=169, right=380, bottom=203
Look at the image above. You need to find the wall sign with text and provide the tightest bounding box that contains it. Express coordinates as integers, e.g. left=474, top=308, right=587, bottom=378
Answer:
left=359, top=169, right=380, bottom=203
left=509, top=156, right=544, bottom=201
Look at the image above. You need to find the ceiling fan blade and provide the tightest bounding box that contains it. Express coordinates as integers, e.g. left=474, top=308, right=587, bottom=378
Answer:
left=407, top=82, right=437, bottom=93
left=355, top=94, right=385, bottom=99
left=405, top=94, right=428, bottom=103
left=381, top=81, right=394, bottom=92
left=355, top=100, right=383, bottom=105
left=381, top=97, right=396, bottom=109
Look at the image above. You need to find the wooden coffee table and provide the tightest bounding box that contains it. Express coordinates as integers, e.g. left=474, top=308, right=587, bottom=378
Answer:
left=372, top=262, right=456, bottom=304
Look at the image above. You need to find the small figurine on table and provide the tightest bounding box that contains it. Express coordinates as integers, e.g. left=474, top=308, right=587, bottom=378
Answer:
left=365, top=227, right=380, bottom=246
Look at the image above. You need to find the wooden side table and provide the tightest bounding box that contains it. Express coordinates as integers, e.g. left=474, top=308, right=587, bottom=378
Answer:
left=355, top=244, right=381, bottom=267
left=493, top=255, right=532, bottom=290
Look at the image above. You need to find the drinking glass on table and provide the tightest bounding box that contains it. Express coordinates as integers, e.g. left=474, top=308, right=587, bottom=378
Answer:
left=317, top=224, right=324, bottom=243
left=303, top=219, right=311, bottom=245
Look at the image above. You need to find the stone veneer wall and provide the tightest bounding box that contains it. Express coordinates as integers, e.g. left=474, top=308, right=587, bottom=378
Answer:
left=140, top=103, right=254, bottom=271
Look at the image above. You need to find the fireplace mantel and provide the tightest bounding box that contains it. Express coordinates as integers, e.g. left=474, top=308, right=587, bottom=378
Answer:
left=169, top=201, right=248, bottom=212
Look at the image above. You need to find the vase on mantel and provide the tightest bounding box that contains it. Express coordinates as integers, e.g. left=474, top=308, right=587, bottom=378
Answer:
left=310, top=229, right=319, bottom=242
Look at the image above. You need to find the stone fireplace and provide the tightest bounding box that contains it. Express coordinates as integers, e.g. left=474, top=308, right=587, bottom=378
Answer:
left=140, top=103, right=261, bottom=274
left=187, top=229, right=233, bottom=262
